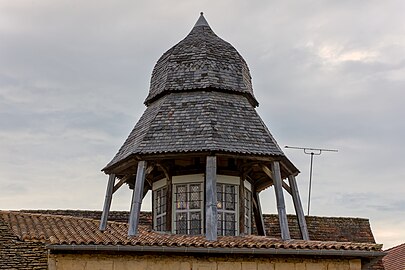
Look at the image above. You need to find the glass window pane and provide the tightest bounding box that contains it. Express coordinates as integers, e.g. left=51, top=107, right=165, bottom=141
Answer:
left=176, top=212, right=187, bottom=234
left=225, top=185, right=235, bottom=210
left=225, top=213, right=236, bottom=236
left=173, top=183, right=203, bottom=236
left=154, top=185, right=167, bottom=232
left=176, top=185, right=187, bottom=210
left=217, top=212, right=223, bottom=236
left=189, top=211, right=201, bottom=235
left=217, top=184, right=223, bottom=209
left=189, top=184, right=201, bottom=209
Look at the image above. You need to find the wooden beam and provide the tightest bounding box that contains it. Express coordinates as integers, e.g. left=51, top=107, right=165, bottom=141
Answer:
left=288, top=175, right=309, bottom=240
left=252, top=190, right=266, bottom=236
left=270, top=162, right=291, bottom=240
left=166, top=174, right=172, bottom=232
left=112, top=175, right=130, bottom=194
left=205, top=156, right=217, bottom=241
left=282, top=181, right=292, bottom=195
left=157, top=163, right=170, bottom=180
left=128, top=161, right=147, bottom=236
left=239, top=176, right=245, bottom=235
left=99, top=174, right=115, bottom=231
left=104, top=158, right=138, bottom=175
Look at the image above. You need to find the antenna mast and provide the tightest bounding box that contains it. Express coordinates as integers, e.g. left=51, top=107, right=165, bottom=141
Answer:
left=285, top=146, right=338, bottom=216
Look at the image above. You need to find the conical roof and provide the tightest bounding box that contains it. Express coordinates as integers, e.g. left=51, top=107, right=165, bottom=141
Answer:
left=145, top=13, right=258, bottom=107
left=103, top=14, right=298, bottom=174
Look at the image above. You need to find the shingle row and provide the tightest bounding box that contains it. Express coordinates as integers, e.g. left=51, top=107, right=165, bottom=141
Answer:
left=105, top=91, right=284, bottom=170
left=145, top=24, right=256, bottom=106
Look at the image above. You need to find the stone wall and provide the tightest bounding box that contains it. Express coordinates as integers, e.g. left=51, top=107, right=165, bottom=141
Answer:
left=48, top=254, right=362, bottom=270
left=0, top=217, right=48, bottom=269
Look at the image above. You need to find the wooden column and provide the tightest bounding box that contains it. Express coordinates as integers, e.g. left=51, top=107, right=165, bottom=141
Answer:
left=252, top=190, right=266, bottom=236
left=271, top=161, right=291, bottom=240
left=205, top=156, right=217, bottom=241
left=165, top=175, right=172, bottom=232
left=239, top=176, right=245, bottom=235
left=128, top=161, right=147, bottom=236
left=99, top=174, right=115, bottom=231
left=288, top=175, right=309, bottom=240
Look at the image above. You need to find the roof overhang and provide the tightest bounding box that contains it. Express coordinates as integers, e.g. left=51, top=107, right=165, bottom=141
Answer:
left=47, top=244, right=386, bottom=259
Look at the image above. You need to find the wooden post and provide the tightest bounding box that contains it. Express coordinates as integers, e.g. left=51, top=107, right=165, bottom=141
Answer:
left=288, top=175, right=309, bottom=240
left=271, top=161, right=291, bottom=240
left=99, top=174, right=115, bottom=231
left=166, top=175, right=172, bottom=232
left=205, top=156, right=217, bottom=241
left=252, top=190, right=266, bottom=236
left=239, top=176, right=245, bottom=235
left=128, top=161, right=147, bottom=236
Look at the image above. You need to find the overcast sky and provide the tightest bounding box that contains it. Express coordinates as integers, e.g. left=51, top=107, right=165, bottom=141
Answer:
left=1, top=1, right=404, bottom=249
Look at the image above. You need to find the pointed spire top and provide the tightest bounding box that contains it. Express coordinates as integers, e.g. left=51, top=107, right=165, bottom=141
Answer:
left=194, top=12, right=210, bottom=27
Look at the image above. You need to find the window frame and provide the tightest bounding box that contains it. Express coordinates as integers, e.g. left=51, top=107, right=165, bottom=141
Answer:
left=172, top=174, right=204, bottom=235
left=216, top=175, right=240, bottom=236
left=243, top=180, right=252, bottom=235
left=152, top=178, right=168, bottom=232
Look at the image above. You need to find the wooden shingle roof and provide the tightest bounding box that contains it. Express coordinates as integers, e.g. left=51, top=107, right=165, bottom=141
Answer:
left=104, top=91, right=291, bottom=171
left=103, top=13, right=298, bottom=173
left=145, top=13, right=257, bottom=107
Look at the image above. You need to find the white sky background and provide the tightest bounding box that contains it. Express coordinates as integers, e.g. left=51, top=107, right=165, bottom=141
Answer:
left=1, top=1, right=404, bottom=249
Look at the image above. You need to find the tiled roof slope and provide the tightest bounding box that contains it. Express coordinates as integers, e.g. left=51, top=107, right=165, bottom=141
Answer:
left=0, top=214, right=47, bottom=269
left=0, top=211, right=382, bottom=252
left=105, top=91, right=289, bottom=171
left=145, top=13, right=257, bottom=106
left=383, top=243, right=405, bottom=270
left=22, top=210, right=376, bottom=244
left=262, top=215, right=376, bottom=243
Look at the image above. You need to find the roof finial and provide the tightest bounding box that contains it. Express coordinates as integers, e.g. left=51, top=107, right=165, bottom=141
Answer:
left=194, top=12, right=209, bottom=27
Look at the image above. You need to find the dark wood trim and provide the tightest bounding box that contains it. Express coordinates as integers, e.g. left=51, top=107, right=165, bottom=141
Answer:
left=166, top=174, right=172, bottom=233
left=282, top=181, right=292, bottom=195
left=252, top=189, right=266, bottom=236
left=239, top=175, right=245, bottom=235
left=112, top=175, right=129, bottom=194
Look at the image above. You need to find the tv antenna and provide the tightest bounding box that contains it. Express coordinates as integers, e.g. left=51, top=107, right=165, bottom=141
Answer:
left=285, top=146, right=338, bottom=216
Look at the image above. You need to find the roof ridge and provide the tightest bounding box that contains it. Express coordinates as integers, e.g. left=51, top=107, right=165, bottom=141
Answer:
left=1, top=210, right=129, bottom=226
left=385, top=242, right=405, bottom=252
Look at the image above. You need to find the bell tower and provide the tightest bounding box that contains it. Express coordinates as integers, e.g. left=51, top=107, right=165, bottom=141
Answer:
left=99, top=13, right=309, bottom=241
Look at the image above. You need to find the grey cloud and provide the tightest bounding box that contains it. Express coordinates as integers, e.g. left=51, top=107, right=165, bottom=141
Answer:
left=0, top=0, right=404, bottom=249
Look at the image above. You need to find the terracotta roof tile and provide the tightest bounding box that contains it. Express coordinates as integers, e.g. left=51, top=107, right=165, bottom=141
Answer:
left=383, top=243, right=405, bottom=270
left=23, top=210, right=376, bottom=244
left=0, top=211, right=382, bottom=252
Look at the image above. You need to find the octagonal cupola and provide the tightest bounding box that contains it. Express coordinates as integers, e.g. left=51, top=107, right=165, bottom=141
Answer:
left=99, top=13, right=308, bottom=242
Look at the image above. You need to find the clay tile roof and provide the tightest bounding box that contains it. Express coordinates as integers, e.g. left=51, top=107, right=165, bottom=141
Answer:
left=22, top=210, right=377, bottom=244
left=383, top=243, right=405, bottom=270
left=0, top=211, right=382, bottom=252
